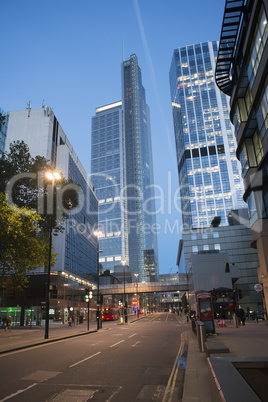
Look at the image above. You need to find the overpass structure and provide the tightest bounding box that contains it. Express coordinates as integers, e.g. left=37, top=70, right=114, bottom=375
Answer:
left=92, top=281, right=190, bottom=296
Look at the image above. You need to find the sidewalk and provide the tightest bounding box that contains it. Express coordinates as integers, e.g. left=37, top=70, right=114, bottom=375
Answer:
left=182, top=319, right=268, bottom=402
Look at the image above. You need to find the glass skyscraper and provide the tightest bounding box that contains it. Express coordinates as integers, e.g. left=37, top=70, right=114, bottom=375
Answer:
left=169, top=41, right=245, bottom=228
left=91, top=54, right=158, bottom=282
left=91, top=101, right=129, bottom=273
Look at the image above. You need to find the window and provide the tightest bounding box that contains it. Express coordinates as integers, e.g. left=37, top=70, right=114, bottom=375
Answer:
left=202, top=233, right=208, bottom=239
left=214, top=244, right=221, bottom=250
left=203, top=245, right=209, bottom=250
left=253, top=130, right=264, bottom=164
left=247, top=192, right=257, bottom=224
left=247, top=5, right=268, bottom=87
left=107, top=257, right=113, bottom=262
left=256, top=78, right=268, bottom=140
left=192, top=246, right=198, bottom=253
left=213, top=232, right=219, bottom=238
left=191, top=234, right=197, bottom=240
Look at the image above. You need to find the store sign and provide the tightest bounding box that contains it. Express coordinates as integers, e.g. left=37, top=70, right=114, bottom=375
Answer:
left=254, top=284, right=263, bottom=293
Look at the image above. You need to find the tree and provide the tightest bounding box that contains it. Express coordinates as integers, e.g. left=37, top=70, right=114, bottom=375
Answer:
left=0, top=141, right=80, bottom=289
left=0, top=193, right=57, bottom=290
left=0, top=140, right=79, bottom=235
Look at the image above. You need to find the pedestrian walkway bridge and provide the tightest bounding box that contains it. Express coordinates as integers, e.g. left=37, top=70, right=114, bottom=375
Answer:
left=92, top=281, right=189, bottom=296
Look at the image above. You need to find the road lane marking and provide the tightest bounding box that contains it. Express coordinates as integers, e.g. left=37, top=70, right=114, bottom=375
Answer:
left=162, top=331, right=188, bottom=402
left=90, top=341, right=104, bottom=346
left=105, top=386, right=123, bottom=402
left=128, top=333, right=137, bottom=338
left=131, top=341, right=141, bottom=347
left=0, top=382, right=38, bottom=401
left=110, top=340, right=125, bottom=348
left=69, top=352, right=101, bottom=368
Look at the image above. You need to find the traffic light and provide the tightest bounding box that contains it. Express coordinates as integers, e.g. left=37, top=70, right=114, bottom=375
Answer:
left=238, top=289, right=243, bottom=299
left=85, top=288, right=89, bottom=302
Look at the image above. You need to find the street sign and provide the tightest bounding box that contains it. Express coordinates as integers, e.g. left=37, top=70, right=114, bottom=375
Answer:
left=254, top=284, right=263, bottom=293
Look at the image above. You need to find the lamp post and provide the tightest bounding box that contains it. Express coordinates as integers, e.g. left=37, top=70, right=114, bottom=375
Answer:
left=134, top=273, right=139, bottom=315
left=121, top=260, right=127, bottom=323
left=44, top=171, right=61, bottom=339
left=94, top=230, right=103, bottom=330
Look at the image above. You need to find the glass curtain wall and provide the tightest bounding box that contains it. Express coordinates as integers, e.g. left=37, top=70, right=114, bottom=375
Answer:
left=169, top=41, right=245, bottom=228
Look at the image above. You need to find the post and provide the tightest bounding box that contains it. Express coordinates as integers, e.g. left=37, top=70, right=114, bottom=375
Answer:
left=44, top=171, right=61, bottom=339
left=94, top=231, right=103, bottom=331
left=87, top=288, right=90, bottom=331
left=45, top=212, right=53, bottom=339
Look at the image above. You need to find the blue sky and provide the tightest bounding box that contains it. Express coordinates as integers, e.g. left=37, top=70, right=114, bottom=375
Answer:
left=1, top=0, right=226, bottom=274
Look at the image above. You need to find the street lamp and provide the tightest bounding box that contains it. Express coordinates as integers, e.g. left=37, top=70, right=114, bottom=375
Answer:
left=45, top=170, right=61, bottom=339
left=94, top=230, right=103, bottom=330
left=134, top=273, right=139, bottom=315
left=121, top=260, right=127, bottom=323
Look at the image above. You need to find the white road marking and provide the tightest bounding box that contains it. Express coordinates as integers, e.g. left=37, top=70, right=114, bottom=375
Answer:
left=131, top=341, right=141, bottom=348
left=110, top=340, right=125, bottom=348
left=128, top=333, right=137, bottom=338
left=0, top=382, right=38, bottom=401
left=105, top=386, right=123, bottom=402
left=90, top=341, right=104, bottom=346
left=69, top=352, right=101, bottom=368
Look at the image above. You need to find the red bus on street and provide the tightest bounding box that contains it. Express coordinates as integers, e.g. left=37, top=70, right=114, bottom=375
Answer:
left=102, top=307, right=120, bottom=321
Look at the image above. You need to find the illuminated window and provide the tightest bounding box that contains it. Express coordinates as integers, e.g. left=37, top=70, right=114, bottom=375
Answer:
left=107, top=257, right=113, bottom=262
left=107, top=233, right=113, bottom=237
left=115, top=256, right=121, bottom=261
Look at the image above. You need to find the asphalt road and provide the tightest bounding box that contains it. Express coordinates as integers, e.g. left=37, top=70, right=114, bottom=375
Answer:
left=0, top=313, right=188, bottom=402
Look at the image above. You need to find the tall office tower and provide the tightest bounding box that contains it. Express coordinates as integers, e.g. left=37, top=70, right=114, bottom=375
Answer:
left=122, top=54, right=158, bottom=282
left=91, top=54, right=159, bottom=282
left=6, top=103, right=98, bottom=283
left=91, top=101, right=129, bottom=273
left=170, top=41, right=246, bottom=229
left=0, top=107, right=8, bottom=157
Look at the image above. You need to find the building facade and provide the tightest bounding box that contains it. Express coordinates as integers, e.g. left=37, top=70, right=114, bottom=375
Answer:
left=91, top=101, right=129, bottom=273
left=6, top=103, right=99, bottom=284
left=91, top=54, right=159, bottom=283
left=178, top=210, right=262, bottom=312
left=169, top=41, right=246, bottom=229
left=216, top=0, right=268, bottom=312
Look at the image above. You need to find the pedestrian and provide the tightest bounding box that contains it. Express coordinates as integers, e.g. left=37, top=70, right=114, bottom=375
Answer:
left=68, top=317, right=72, bottom=327
left=239, top=306, right=245, bottom=326
left=5, top=316, right=11, bottom=332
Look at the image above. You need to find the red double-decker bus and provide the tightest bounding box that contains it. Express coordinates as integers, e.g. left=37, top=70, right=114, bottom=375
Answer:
left=102, top=307, right=120, bottom=321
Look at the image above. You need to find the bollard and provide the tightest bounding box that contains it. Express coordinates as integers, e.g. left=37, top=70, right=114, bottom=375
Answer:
left=233, top=314, right=238, bottom=328
left=196, top=321, right=206, bottom=352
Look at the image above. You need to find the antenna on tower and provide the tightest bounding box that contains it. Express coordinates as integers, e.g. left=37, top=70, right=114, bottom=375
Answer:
left=26, top=101, right=31, bottom=118
left=122, top=35, right=125, bottom=62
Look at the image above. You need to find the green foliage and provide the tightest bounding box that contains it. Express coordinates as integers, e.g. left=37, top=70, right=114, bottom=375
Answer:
left=0, top=140, right=80, bottom=235
left=0, top=140, right=80, bottom=289
left=0, top=194, right=57, bottom=290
